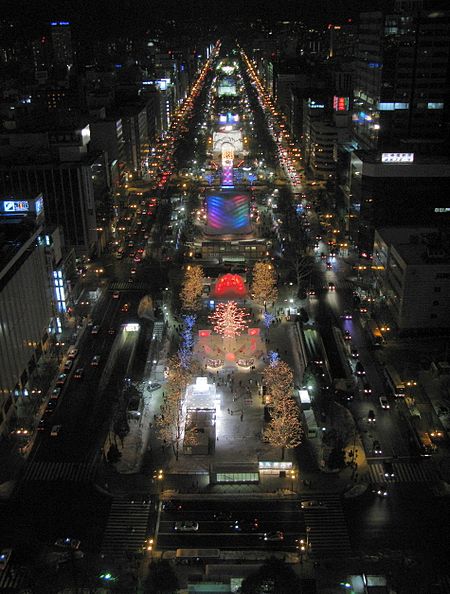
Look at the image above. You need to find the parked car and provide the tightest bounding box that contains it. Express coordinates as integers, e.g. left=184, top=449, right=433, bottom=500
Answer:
left=67, top=348, right=78, bottom=360
left=91, top=355, right=101, bottom=366
left=91, top=325, right=100, bottom=335
left=64, top=360, right=73, bottom=372
left=50, top=387, right=61, bottom=399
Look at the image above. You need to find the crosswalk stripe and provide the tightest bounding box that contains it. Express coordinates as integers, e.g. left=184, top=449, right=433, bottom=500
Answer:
left=22, top=461, right=97, bottom=483
left=0, top=566, right=26, bottom=589
left=101, top=497, right=152, bottom=558
left=300, top=495, right=351, bottom=558
left=367, top=460, right=439, bottom=484
left=109, top=281, right=151, bottom=292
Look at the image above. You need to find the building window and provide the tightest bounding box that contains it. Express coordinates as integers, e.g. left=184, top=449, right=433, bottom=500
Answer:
left=433, top=301, right=439, bottom=306
left=434, top=287, right=441, bottom=293
left=430, top=314, right=437, bottom=319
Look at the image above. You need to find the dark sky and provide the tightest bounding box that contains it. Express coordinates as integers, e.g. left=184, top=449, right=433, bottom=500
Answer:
left=3, top=0, right=389, bottom=34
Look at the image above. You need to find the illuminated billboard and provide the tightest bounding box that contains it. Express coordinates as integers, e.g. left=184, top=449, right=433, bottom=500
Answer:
left=206, top=190, right=251, bottom=235
left=381, top=153, right=414, bottom=163
left=218, top=76, right=236, bottom=97
left=333, top=96, right=349, bottom=112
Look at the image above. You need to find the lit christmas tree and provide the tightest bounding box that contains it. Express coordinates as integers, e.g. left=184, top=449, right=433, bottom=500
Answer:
left=209, top=301, right=249, bottom=338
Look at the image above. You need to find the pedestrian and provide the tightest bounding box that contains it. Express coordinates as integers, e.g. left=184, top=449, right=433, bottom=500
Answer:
left=240, top=413, right=243, bottom=422
left=227, top=408, right=230, bottom=414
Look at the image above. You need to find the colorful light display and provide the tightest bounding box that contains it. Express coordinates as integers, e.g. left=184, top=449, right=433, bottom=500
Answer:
left=209, top=301, right=249, bottom=338
left=212, top=273, right=247, bottom=298
left=206, top=190, right=251, bottom=235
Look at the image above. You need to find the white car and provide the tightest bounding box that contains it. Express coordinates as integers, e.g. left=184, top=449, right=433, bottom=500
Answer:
left=91, top=325, right=100, bottom=335
left=379, top=396, right=390, bottom=409
left=174, top=521, right=198, bottom=532
left=54, top=537, right=81, bottom=550
left=0, top=548, right=12, bottom=571
left=91, top=355, right=101, bottom=366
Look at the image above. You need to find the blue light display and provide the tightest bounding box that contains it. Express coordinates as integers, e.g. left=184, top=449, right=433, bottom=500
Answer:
left=206, top=191, right=251, bottom=235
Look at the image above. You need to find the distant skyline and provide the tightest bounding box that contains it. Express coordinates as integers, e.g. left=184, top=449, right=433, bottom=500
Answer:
left=2, top=0, right=395, bottom=34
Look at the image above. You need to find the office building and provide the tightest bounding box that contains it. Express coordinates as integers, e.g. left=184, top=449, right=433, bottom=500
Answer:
left=373, top=227, right=450, bottom=332
left=50, top=21, right=73, bottom=68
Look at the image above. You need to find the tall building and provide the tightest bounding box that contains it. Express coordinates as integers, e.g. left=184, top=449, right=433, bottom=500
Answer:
left=50, top=21, right=73, bottom=68
left=339, top=0, right=450, bottom=252
left=353, top=1, right=450, bottom=153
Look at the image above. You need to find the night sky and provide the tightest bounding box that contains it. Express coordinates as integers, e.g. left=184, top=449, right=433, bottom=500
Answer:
left=3, top=0, right=396, bottom=34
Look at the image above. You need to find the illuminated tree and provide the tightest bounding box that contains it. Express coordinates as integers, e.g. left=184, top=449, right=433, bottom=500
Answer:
left=263, top=360, right=293, bottom=408
left=180, top=265, right=204, bottom=311
left=263, top=396, right=303, bottom=460
left=209, top=301, right=249, bottom=338
left=251, top=261, right=278, bottom=308
left=137, top=295, right=155, bottom=320
left=178, top=314, right=196, bottom=369
left=156, top=356, right=193, bottom=461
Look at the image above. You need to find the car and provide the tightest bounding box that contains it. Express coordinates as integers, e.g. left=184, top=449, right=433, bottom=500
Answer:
left=359, top=305, right=369, bottom=314
left=326, top=261, right=332, bottom=270
left=91, top=355, right=101, bottom=367
left=362, top=381, right=372, bottom=394
left=64, top=360, right=73, bottom=372
left=108, top=328, right=116, bottom=335
left=379, top=396, right=390, bottom=409
left=373, top=440, right=382, bottom=455
left=56, top=373, right=67, bottom=386
left=383, top=461, right=395, bottom=478
left=301, top=500, right=326, bottom=509
left=91, top=325, right=100, bottom=335
left=328, top=282, right=336, bottom=291
left=342, top=310, right=353, bottom=320
left=351, top=347, right=359, bottom=359
left=263, top=531, right=284, bottom=542
left=0, top=548, right=12, bottom=571
left=51, top=387, right=61, bottom=399
left=335, top=389, right=353, bottom=402
left=174, top=521, right=199, bottom=532
left=373, top=483, right=389, bottom=497
left=37, top=418, right=49, bottom=431
left=73, top=368, right=84, bottom=379
left=307, top=289, right=316, bottom=297
left=50, top=424, right=62, bottom=437
left=355, top=362, right=366, bottom=376
left=162, top=500, right=183, bottom=513
left=130, top=267, right=137, bottom=275
left=112, top=291, right=120, bottom=299
left=343, top=330, right=352, bottom=341
left=54, top=537, right=81, bottom=550
left=368, top=409, right=376, bottom=423
left=231, top=518, right=260, bottom=532
left=67, top=348, right=78, bottom=360
left=121, top=303, right=130, bottom=312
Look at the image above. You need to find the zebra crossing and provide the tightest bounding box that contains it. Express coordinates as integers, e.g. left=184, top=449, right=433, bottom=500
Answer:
left=300, top=494, right=351, bottom=558
left=101, top=496, right=153, bottom=558
left=0, top=565, right=26, bottom=590
left=22, top=460, right=97, bottom=483
left=367, top=460, right=439, bottom=484
left=152, top=321, right=165, bottom=341
left=109, top=281, right=150, bottom=292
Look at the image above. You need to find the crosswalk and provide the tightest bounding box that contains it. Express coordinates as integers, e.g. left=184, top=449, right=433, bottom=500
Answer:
left=22, top=460, right=97, bottom=482
left=101, top=496, right=153, bottom=558
left=367, top=460, right=439, bottom=484
left=109, top=281, right=150, bottom=292
left=0, top=565, right=27, bottom=590
left=152, top=321, right=165, bottom=341
left=300, top=494, right=351, bottom=558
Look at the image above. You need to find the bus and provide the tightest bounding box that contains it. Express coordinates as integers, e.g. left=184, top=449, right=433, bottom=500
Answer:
left=366, top=319, right=384, bottom=347
left=384, top=365, right=406, bottom=397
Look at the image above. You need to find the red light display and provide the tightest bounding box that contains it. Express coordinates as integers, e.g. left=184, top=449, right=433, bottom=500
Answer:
left=333, top=96, right=349, bottom=112
left=212, top=274, right=247, bottom=298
